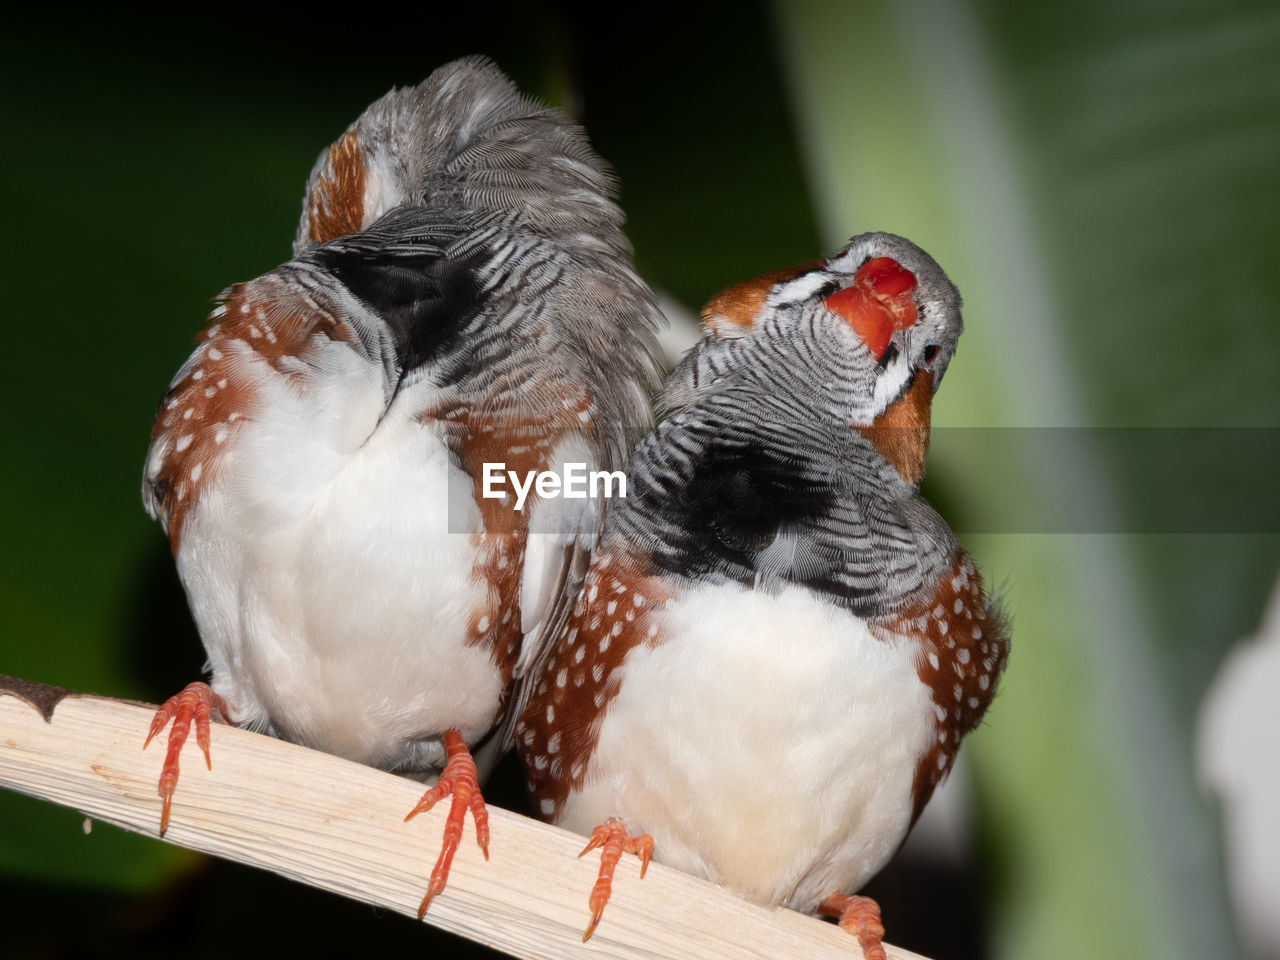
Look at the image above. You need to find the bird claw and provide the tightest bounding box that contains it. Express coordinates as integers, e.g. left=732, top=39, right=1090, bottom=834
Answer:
left=818, top=893, right=888, bottom=960
left=404, top=729, right=489, bottom=918
left=578, top=819, right=653, bottom=942
left=143, top=681, right=230, bottom=835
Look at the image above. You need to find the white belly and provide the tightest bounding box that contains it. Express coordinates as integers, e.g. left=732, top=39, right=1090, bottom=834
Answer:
left=559, top=580, right=935, bottom=912
left=175, top=357, right=497, bottom=773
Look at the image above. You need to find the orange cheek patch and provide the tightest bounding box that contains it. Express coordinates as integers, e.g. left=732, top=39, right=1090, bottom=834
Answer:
left=307, top=125, right=368, bottom=245
left=855, top=370, right=934, bottom=485
left=702, top=260, right=823, bottom=335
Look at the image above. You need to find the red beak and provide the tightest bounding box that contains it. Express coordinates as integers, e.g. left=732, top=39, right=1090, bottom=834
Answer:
left=823, top=257, right=919, bottom=361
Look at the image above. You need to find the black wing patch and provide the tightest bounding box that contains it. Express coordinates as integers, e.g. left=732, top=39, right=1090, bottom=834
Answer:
left=615, top=403, right=948, bottom=618
left=620, top=413, right=836, bottom=587
left=312, top=241, right=486, bottom=371
left=668, top=439, right=833, bottom=579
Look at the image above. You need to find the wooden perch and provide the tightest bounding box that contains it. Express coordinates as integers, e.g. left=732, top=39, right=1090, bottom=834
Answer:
left=0, top=676, right=927, bottom=960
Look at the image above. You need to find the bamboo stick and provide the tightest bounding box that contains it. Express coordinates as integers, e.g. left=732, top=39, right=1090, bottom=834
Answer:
left=0, top=676, right=928, bottom=960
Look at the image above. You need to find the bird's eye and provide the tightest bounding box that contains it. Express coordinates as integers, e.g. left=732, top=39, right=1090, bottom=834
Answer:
left=923, top=344, right=939, bottom=363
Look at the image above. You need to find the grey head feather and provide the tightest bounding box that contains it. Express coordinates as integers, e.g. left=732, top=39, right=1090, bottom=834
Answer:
left=294, top=56, right=625, bottom=258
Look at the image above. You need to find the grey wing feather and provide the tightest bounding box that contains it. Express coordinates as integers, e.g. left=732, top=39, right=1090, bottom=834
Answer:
left=613, top=385, right=957, bottom=618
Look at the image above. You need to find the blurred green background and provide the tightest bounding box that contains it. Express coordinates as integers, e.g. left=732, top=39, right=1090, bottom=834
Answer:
left=2, top=2, right=1278, bottom=958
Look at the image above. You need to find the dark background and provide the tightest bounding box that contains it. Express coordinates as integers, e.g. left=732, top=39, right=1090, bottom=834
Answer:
left=3, top=2, right=1278, bottom=958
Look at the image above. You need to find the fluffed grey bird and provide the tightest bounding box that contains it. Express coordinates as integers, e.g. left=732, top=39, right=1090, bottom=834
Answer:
left=141, top=56, right=663, bottom=914
left=517, top=234, right=1008, bottom=956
